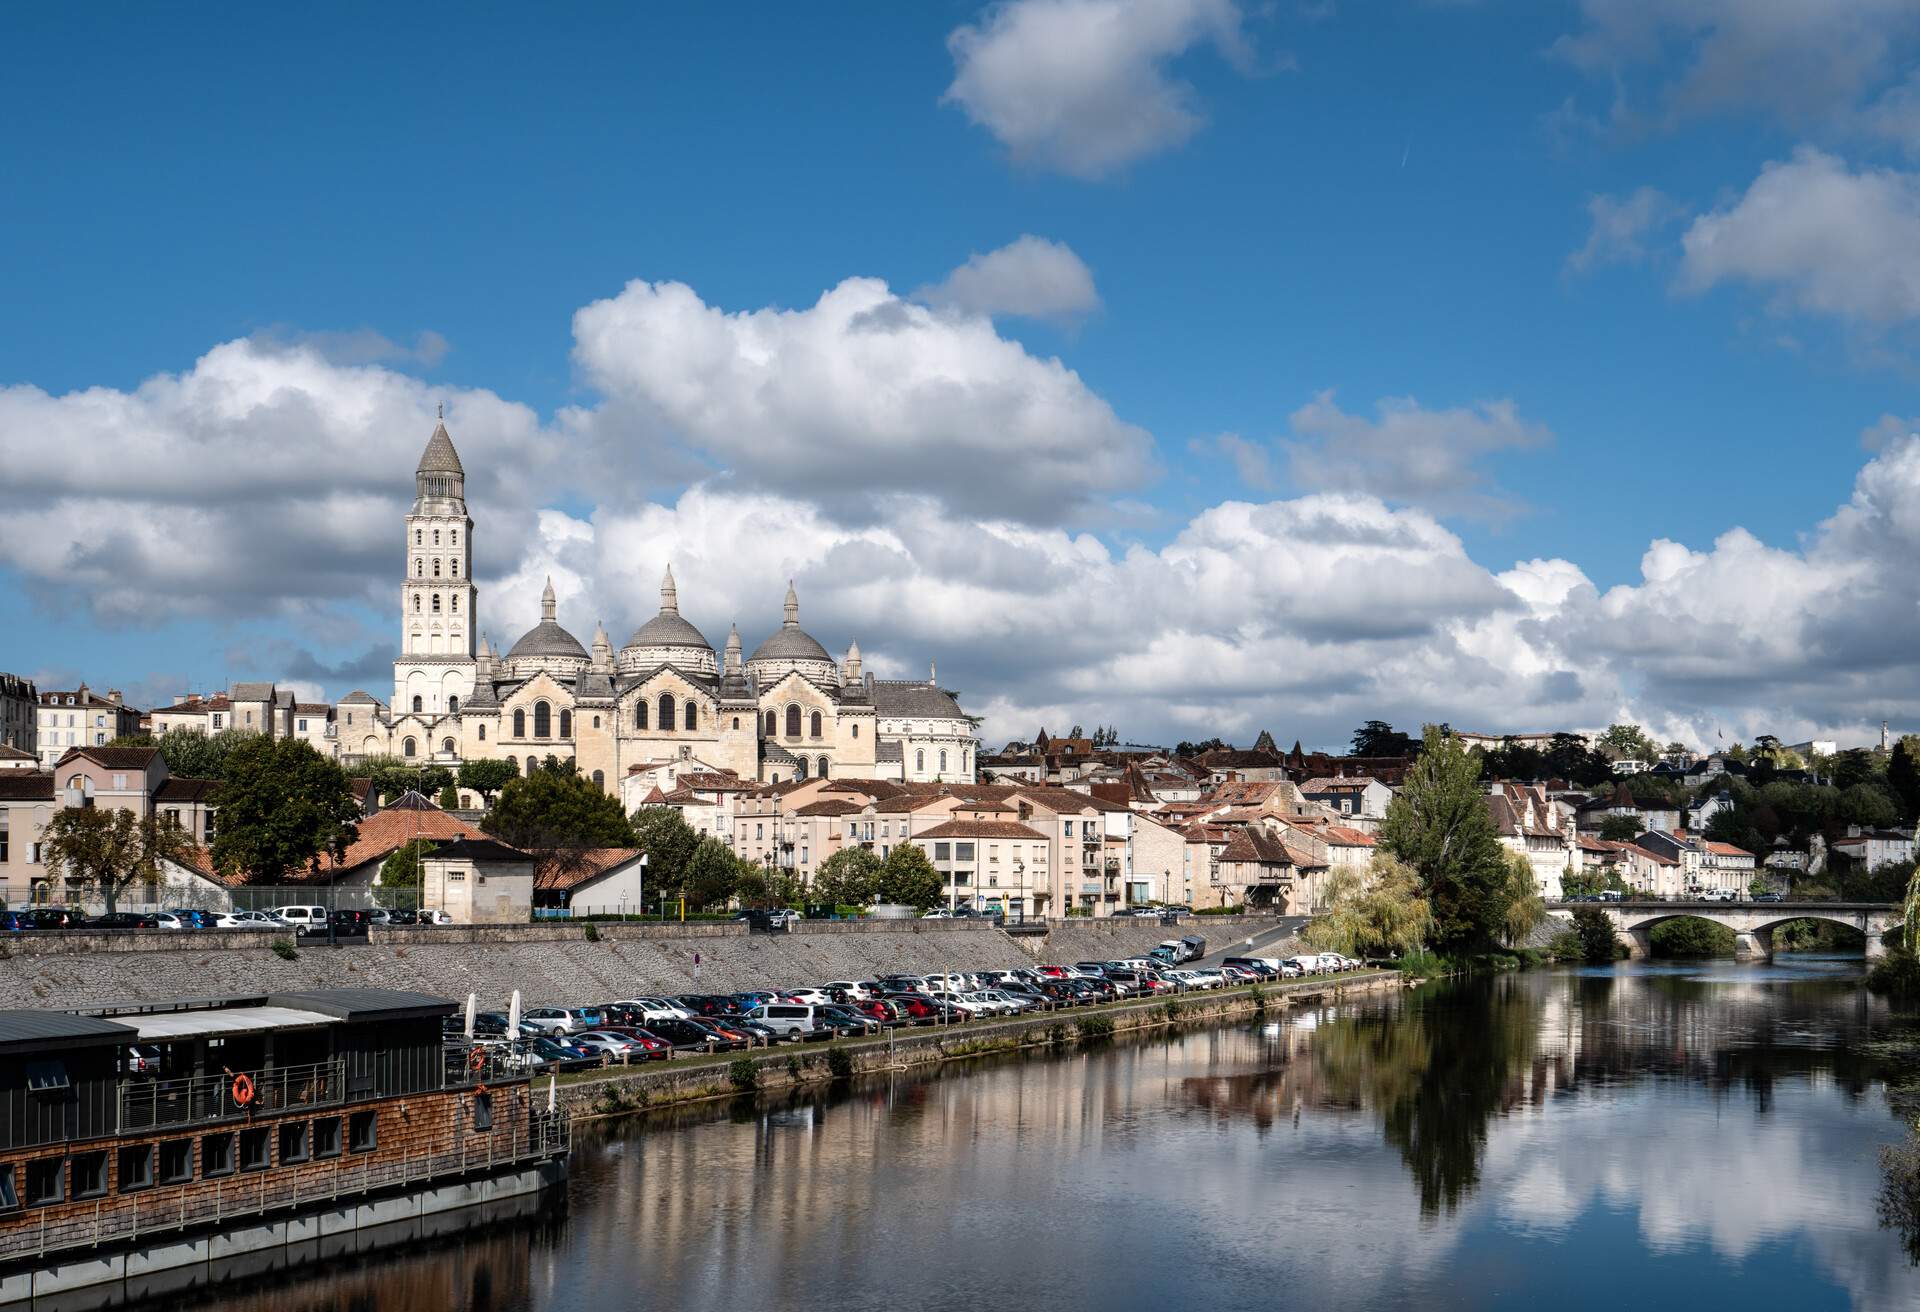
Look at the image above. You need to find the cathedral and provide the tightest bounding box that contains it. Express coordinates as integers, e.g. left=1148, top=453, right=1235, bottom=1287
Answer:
left=342, top=420, right=978, bottom=794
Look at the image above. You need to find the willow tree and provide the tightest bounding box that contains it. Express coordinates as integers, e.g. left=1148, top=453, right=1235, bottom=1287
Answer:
left=1305, top=854, right=1434, bottom=959
left=1502, top=852, right=1548, bottom=947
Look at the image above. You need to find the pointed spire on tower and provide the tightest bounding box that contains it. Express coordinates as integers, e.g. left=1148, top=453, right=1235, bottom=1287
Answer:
left=845, top=640, right=862, bottom=683
left=724, top=623, right=743, bottom=675
left=783, top=580, right=800, bottom=629
left=661, top=564, right=679, bottom=615
left=591, top=620, right=613, bottom=672
left=929, top=659, right=937, bottom=687
left=540, top=576, right=557, bottom=622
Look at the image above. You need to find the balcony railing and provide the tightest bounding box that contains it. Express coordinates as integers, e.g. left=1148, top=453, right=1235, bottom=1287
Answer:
left=0, top=1111, right=568, bottom=1265
left=118, top=1060, right=346, bottom=1134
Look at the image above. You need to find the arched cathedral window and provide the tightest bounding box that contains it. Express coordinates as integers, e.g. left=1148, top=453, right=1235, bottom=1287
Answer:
left=559, top=709, right=572, bottom=738
left=403, top=738, right=416, bottom=758
left=411, top=695, right=422, bottom=713
left=684, top=703, right=696, bottom=731
left=433, top=529, right=440, bottom=546
left=432, top=595, right=441, bottom=613
left=818, top=756, right=829, bottom=778
left=658, top=694, right=675, bottom=732
left=786, top=705, right=801, bottom=739
left=634, top=702, right=648, bottom=730
left=416, top=560, right=424, bottom=578
left=433, top=559, right=441, bottom=578
left=764, top=710, right=775, bottom=736
left=810, top=711, right=822, bottom=739
left=448, top=695, right=459, bottom=713
left=534, top=702, right=551, bottom=738
left=450, top=560, right=458, bottom=577
left=513, top=709, right=526, bottom=737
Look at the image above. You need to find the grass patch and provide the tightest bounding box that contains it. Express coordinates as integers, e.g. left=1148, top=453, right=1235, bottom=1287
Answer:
left=269, top=937, right=299, bottom=961
left=727, top=1057, right=758, bottom=1092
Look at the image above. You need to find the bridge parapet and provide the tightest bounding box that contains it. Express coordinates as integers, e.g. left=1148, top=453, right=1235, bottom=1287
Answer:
left=1546, top=901, right=1900, bottom=960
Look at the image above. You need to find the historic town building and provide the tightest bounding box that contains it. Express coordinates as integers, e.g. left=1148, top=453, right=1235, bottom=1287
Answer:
left=344, top=421, right=976, bottom=794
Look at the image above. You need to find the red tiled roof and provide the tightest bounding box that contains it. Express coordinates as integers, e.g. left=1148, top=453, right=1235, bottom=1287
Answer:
left=329, top=806, right=483, bottom=873
left=916, top=819, right=1049, bottom=840
left=794, top=799, right=863, bottom=817
left=537, top=847, right=646, bottom=891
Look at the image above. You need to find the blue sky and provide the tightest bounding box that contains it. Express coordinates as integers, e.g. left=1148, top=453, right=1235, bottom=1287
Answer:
left=4, top=2, right=1920, bottom=750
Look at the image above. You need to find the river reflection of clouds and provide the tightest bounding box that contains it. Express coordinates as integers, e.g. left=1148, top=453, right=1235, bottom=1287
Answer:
left=157, top=960, right=1920, bottom=1312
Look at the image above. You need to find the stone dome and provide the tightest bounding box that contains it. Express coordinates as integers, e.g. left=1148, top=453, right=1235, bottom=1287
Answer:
left=505, top=577, right=591, bottom=679
left=746, top=581, right=840, bottom=686
left=617, top=565, right=719, bottom=677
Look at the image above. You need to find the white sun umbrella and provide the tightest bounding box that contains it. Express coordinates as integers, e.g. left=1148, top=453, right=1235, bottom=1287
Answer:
left=508, top=989, right=523, bottom=1037
left=547, top=1072, right=557, bottom=1114
left=464, top=992, right=477, bottom=1040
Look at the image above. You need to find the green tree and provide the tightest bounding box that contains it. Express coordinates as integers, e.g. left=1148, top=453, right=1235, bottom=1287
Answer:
left=211, top=737, right=361, bottom=883
left=456, top=757, right=519, bottom=806
left=1502, top=852, right=1547, bottom=947
left=41, top=807, right=196, bottom=914
left=375, top=838, right=436, bottom=909
left=681, top=837, right=741, bottom=910
left=1571, top=907, right=1618, bottom=962
left=877, top=843, right=943, bottom=910
left=1597, top=814, right=1642, bottom=843
left=1890, top=736, right=1920, bottom=821
left=482, top=758, right=636, bottom=886
left=1649, top=917, right=1735, bottom=957
left=1304, top=853, right=1433, bottom=958
left=1597, top=723, right=1658, bottom=764
left=357, top=756, right=453, bottom=804
left=812, top=847, right=881, bottom=907
left=109, top=727, right=256, bottom=781
left=1829, top=748, right=1885, bottom=791
left=1351, top=720, right=1416, bottom=758
left=1378, top=725, right=1514, bottom=952
left=629, top=806, right=700, bottom=898
left=736, top=861, right=804, bottom=909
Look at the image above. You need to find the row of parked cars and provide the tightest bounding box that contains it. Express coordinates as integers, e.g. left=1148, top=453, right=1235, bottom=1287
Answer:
left=0, top=905, right=455, bottom=933
left=454, top=952, right=1372, bottom=1072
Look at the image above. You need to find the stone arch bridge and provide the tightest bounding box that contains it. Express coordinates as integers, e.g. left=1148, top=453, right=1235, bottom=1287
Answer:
left=1549, top=901, right=1902, bottom=960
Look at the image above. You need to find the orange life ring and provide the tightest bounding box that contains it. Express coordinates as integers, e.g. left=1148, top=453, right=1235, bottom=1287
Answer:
left=231, top=1073, right=255, bottom=1106
left=467, top=1046, right=488, bottom=1073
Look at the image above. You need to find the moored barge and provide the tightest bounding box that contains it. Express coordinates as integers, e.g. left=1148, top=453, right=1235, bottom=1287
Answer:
left=0, top=988, right=567, bottom=1304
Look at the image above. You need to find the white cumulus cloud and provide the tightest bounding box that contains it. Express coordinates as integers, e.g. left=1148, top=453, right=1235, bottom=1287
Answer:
left=944, top=0, right=1253, bottom=179
left=916, top=235, right=1102, bottom=324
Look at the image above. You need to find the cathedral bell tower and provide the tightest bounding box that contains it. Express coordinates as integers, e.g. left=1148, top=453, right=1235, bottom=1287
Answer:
left=392, top=413, right=480, bottom=719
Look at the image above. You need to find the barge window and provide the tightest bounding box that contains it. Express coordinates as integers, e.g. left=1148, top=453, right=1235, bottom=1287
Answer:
left=239, top=1128, right=270, bottom=1172
left=313, top=1116, right=342, bottom=1159
left=348, top=1110, right=377, bottom=1153
left=117, top=1145, right=154, bottom=1193
left=279, top=1122, right=310, bottom=1165
left=25, top=1060, right=68, bottom=1093
left=24, top=1159, right=62, bottom=1207
left=472, top=1092, right=493, bottom=1131
left=202, top=1132, right=235, bottom=1178
left=0, top=1166, right=15, bottom=1211
left=159, top=1139, right=192, bottom=1185
left=71, top=1151, right=107, bottom=1200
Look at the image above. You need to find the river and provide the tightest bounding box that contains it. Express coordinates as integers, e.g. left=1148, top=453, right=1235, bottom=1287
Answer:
left=141, top=957, right=1920, bottom=1312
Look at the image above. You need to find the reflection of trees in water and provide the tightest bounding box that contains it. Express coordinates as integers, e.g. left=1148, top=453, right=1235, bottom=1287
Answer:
left=1311, top=977, right=1541, bottom=1215
left=1280, top=969, right=1914, bottom=1219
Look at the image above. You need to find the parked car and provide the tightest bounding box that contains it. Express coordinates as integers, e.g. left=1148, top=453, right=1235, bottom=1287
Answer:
left=1752, top=892, right=1783, bottom=903
left=822, top=980, right=880, bottom=1001
left=29, top=907, right=87, bottom=928
left=0, top=911, right=31, bottom=933
left=745, top=1003, right=826, bottom=1039
left=222, top=910, right=285, bottom=929
left=326, top=908, right=373, bottom=935
left=270, top=905, right=329, bottom=932
left=503, top=1036, right=599, bottom=1071
left=815, top=1005, right=883, bottom=1035
left=415, top=908, right=455, bottom=925
left=163, top=908, right=220, bottom=930
left=90, top=911, right=159, bottom=930
left=520, top=1006, right=585, bottom=1035
left=573, top=1029, right=671, bottom=1061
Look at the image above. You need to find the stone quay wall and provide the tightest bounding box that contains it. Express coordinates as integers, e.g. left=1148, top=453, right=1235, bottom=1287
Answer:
left=0, top=916, right=1294, bottom=1013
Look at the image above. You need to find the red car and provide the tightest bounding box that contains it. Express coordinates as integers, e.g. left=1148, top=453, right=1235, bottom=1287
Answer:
left=1035, top=965, right=1071, bottom=979
left=851, top=998, right=906, bottom=1026
left=590, top=1026, right=673, bottom=1060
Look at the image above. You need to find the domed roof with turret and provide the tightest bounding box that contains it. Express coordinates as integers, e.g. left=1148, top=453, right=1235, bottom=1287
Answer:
left=747, top=581, right=838, bottom=685
left=618, top=565, right=719, bottom=678
left=506, top=577, right=590, bottom=678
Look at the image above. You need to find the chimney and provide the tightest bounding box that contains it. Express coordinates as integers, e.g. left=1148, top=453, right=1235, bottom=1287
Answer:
left=173, top=695, right=188, bottom=706
left=107, top=690, right=122, bottom=705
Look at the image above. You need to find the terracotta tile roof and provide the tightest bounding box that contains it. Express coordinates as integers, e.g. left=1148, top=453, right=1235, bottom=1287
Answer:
left=794, top=799, right=863, bottom=817
left=151, top=777, right=218, bottom=802
left=1321, top=826, right=1376, bottom=846
left=57, top=746, right=161, bottom=770
left=1299, top=777, right=1378, bottom=793
left=1220, top=828, right=1296, bottom=865
left=537, top=847, right=645, bottom=892
left=1704, top=841, right=1754, bottom=857
left=329, top=806, right=483, bottom=873
left=915, top=819, right=1049, bottom=840
left=0, top=772, right=54, bottom=800
left=161, top=846, right=244, bottom=887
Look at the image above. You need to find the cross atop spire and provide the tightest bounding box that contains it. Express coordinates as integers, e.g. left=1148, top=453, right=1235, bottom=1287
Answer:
left=783, top=579, right=800, bottom=629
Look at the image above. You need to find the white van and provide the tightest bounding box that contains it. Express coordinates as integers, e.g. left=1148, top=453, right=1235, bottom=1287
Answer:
left=271, top=906, right=328, bottom=933
left=749, top=1003, right=823, bottom=1039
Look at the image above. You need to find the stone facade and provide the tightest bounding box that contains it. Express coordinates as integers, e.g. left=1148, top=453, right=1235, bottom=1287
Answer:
left=344, top=422, right=975, bottom=798
left=0, top=673, right=35, bottom=756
